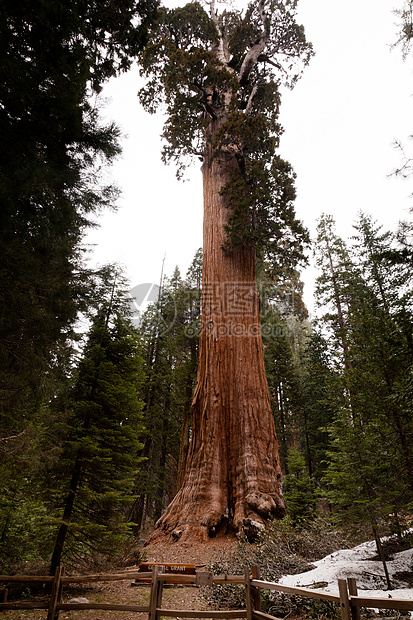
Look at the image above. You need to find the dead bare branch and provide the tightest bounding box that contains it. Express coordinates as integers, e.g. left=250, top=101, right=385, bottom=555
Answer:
left=0, top=431, right=25, bottom=443
left=238, top=0, right=270, bottom=86
left=245, top=83, right=260, bottom=115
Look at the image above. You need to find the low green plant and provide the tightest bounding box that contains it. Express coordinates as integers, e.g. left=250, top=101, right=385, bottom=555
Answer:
left=202, top=517, right=351, bottom=614
left=267, top=593, right=340, bottom=619
left=283, top=447, right=318, bottom=524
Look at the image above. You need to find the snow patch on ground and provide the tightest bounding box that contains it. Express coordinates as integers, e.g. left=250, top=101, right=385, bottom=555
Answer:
left=278, top=536, right=413, bottom=603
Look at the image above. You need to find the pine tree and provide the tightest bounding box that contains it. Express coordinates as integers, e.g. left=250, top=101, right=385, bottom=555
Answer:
left=315, top=213, right=413, bottom=565
left=48, top=303, right=145, bottom=573
left=0, top=0, right=158, bottom=414
left=129, top=253, right=202, bottom=534
left=314, top=215, right=357, bottom=380
left=324, top=411, right=398, bottom=590
left=262, top=307, right=302, bottom=472
left=294, top=329, right=342, bottom=481
left=349, top=214, right=413, bottom=491
left=0, top=0, right=158, bottom=564
left=283, top=447, right=317, bottom=524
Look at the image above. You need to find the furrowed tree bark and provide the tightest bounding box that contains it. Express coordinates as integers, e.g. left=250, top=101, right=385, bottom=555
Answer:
left=148, top=116, right=285, bottom=543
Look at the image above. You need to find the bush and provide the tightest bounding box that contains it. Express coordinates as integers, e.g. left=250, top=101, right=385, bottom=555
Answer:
left=266, top=593, right=340, bottom=620
left=201, top=517, right=351, bottom=615
left=283, top=448, right=318, bottom=525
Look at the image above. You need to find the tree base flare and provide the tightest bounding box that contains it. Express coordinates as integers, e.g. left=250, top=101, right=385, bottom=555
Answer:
left=146, top=490, right=285, bottom=545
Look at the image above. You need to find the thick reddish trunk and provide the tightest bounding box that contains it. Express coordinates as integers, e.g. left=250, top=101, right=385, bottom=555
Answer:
left=148, top=120, right=285, bottom=543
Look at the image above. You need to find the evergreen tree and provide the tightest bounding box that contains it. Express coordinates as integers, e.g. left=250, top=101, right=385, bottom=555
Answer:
left=349, top=214, right=413, bottom=491
left=260, top=259, right=338, bottom=484
left=324, top=411, right=398, bottom=590
left=315, top=213, right=413, bottom=559
left=48, top=303, right=145, bottom=573
left=262, top=308, right=302, bottom=472
left=283, top=447, right=317, bottom=524
left=0, top=0, right=158, bottom=565
left=130, top=251, right=202, bottom=534
left=0, top=0, right=158, bottom=415
left=0, top=406, right=58, bottom=572
left=314, top=214, right=357, bottom=380
left=294, top=329, right=342, bottom=481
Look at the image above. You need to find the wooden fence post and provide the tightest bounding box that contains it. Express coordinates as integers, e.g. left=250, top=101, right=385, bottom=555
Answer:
left=251, top=565, right=261, bottom=612
left=156, top=568, right=164, bottom=612
left=149, top=565, right=159, bottom=620
left=0, top=589, right=7, bottom=604
left=338, top=579, right=351, bottom=620
left=244, top=566, right=253, bottom=620
left=196, top=572, right=213, bottom=587
left=347, top=578, right=360, bottom=620
left=47, top=566, right=63, bottom=620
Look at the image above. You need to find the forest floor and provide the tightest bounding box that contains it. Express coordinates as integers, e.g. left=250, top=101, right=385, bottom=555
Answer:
left=2, top=536, right=240, bottom=620
left=3, top=532, right=413, bottom=620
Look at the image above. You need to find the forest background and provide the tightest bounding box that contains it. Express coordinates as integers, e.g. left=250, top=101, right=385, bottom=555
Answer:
left=0, top=0, right=412, bottom=576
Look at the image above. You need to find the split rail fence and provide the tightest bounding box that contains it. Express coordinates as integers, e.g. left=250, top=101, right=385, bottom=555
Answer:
left=1, top=564, right=413, bottom=620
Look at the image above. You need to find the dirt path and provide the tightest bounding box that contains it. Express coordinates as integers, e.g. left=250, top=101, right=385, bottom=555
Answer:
left=144, top=535, right=238, bottom=565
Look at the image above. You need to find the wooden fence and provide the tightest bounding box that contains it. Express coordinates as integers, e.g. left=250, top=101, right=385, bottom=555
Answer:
left=1, top=564, right=413, bottom=620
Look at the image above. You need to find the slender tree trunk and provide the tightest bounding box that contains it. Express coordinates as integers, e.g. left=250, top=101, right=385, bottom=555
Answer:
left=154, top=387, right=171, bottom=520
left=129, top=323, right=162, bottom=533
left=148, top=118, right=285, bottom=543
left=177, top=395, right=192, bottom=488
left=276, top=382, right=288, bottom=473
left=177, top=334, right=198, bottom=488
left=326, top=240, right=352, bottom=373
left=372, top=525, right=392, bottom=591
left=49, top=453, right=83, bottom=575
left=302, top=408, right=314, bottom=478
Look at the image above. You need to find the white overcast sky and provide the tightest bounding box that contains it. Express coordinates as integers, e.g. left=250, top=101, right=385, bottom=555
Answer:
left=85, top=0, right=413, bottom=314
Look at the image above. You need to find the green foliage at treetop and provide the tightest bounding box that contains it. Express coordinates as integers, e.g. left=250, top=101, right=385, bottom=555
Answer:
left=138, top=0, right=313, bottom=276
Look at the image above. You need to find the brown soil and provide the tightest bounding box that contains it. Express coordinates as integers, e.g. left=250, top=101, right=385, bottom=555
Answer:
left=144, top=533, right=239, bottom=565
left=2, top=537, right=239, bottom=620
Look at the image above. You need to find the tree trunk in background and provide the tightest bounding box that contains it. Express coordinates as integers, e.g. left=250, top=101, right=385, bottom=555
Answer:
left=177, top=392, right=192, bottom=489
left=177, top=332, right=198, bottom=489
left=50, top=452, right=83, bottom=575
left=149, top=119, right=285, bottom=543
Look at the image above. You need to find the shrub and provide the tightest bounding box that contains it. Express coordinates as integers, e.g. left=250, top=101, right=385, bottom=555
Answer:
left=201, top=517, right=351, bottom=615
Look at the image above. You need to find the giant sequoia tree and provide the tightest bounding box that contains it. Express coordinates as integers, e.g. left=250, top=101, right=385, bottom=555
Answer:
left=139, top=0, right=312, bottom=541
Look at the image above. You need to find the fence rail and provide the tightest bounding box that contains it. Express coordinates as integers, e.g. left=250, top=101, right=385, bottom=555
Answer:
left=250, top=579, right=340, bottom=603
left=0, top=564, right=412, bottom=620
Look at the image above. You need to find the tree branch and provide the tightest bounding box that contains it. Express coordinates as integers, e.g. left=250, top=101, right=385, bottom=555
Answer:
left=191, top=82, right=217, bottom=119
left=238, top=0, right=270, bottom=86
left=245, top=83, right=260, bottom=115
left=257, top=54, right=282, bottom=71
left=0, top=432, right=25, bottom=442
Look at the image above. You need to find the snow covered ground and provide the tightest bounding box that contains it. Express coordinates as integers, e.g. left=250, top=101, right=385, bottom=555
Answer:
left=278, top=536, right=413, bottom=603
